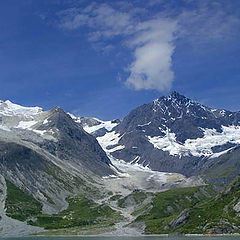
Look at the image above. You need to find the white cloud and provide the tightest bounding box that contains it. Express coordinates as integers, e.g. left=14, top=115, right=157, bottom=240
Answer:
left=126, top=19, right=177, bottom=91
left=51, top=1, right=240, bottom=92
left=57, top=4, right=176, bottom=92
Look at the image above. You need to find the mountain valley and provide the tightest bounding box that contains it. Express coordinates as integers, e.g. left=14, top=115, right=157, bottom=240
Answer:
left=1, top=92, right=240, bottom=236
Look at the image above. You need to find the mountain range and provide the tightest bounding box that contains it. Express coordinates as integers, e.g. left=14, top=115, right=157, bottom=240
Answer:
left=1, top=92, right=240, bottom=236
left=76, top=91, right=240, bottom=183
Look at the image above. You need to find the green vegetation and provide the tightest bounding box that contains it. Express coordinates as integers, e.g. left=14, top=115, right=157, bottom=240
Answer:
left=132, top=203, right=152, bottom=216
left=109, top=194, right=122, bottom=201
left=132, top=191, right=150, bottom=204
left=33, top=224, right=114, bottom=236
left=32, top=195, right=123, bottom=230
left=134, top=185, right=216, bottom=234
left=176, top=179, right=240, bottom=234
left=9, top=175, right=240, bottom=235
left=5, top=180, right=122, bottom=234
left=44, top=165, right=75, bottom=193
left=107, top=191, right=113, bottom=196
left=118, top=191, right=149, bottom=208
left=5, top=180, right=42, bottom=221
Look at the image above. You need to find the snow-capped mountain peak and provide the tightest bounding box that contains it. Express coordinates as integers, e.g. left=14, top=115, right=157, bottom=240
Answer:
left=68, top=113, right=120, bottom=136
left=152, top=92, right=210, bottom=117
left=154, top=91, right=192, bottom=104
left=0, top=100, right=42, bottom=118
left=80, top=92, right=240, bottom=176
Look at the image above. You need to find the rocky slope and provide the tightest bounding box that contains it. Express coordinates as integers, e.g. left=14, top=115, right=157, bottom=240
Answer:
left=0, top=100, right=116, bottom=216
left=0, top=175, right=43, bottom=237
left=74, top=92, right=240, bottom=181
left=133, top=176, right=240, bottom=235
left=1, top=93, right=240, bottom=236
left=0, top=98, right=203, bottom=236
left=201, top=145, right=240, bottom=186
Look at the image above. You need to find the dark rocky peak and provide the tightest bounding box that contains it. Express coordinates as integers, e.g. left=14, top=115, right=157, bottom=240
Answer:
left=154, top=92, right=239, bottom=122
left=116, top=92, right=240, bottom=143
left=38, top=106, right=114, bottom=176
left=117, top=92, right=207, bottom=133
left=46, top=106, right=80, bottom=130
left=164, top=91, right=190, bottom=103
left=169, top=91, right=183, bottom=98
left=50, top=106, right=70, bottom=117
left=155, top=91, right=193, bottom=104
left=152, top=91, right=210, bottom=117
left=52, top=106, right=63, bottom=112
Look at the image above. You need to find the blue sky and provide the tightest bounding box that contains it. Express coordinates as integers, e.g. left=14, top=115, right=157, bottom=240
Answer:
left=0, top=0, right=240, bottom=120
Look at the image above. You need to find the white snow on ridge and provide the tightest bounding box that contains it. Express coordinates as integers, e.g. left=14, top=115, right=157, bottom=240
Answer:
left=0, top=125, right=10, bottom=132
left=108, top=145, right=125, bottom=153
left=148, top=125, right=240, bottom=157
left=16, top=120, right=38, bottom=129
left=209, top=147, right=235, bottom=159
left=0, top=100, right=42, bottom=118
left=32, top=129, right=47, bottom=135
left=43, top=119, right=49, bottom=124
left=138, top=121, right=151, bottom=127
left=68, top=113, right=119, bottom=133
left=97, top=131, right=124, bottom=152
left=83, top=119, right=118, bottom=133
left=16, top=120, right=53, bottom=136
left=67, top=113, right=78, bottom=121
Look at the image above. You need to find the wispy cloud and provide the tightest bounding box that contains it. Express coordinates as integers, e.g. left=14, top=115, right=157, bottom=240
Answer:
left=45, top=0, right=240, bottom=92
left=55, top=3, right=177, bottom=92
left=57, top=4, right=134, bottom=36
left=177, top=1, right=240, bottom=43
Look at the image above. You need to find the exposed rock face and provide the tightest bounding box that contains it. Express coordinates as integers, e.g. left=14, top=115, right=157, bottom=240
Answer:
left=0, top=174, right=43, bottom=237
left=201, top=146, right=240, bottom=185
left=1, top=94, right=240, bottom=236
left=75, top=92, right=240, bottom=179
left=170, top=209, right=190, bottom=228
left=116, top=91, right=240, bottom=142
left=0, top=175, right=6, bottom=219
left=38, top=107, right=114, bottom=177
left=0, top=101, right=115, bottom=214
left=233, top=200, right=240, bottom=213
left=113, top=92, right=240, bottom=175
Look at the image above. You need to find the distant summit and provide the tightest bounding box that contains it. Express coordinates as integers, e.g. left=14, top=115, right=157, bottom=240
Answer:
left=75, top=92, right=240, bottom=178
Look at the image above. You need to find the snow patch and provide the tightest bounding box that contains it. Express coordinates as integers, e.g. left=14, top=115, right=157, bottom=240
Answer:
left=209, top=147, right=235, bottom=159
left=148, top=125, right=240, bottom=157
left=138, top=121, right=151, bottom=127
left=68, top=113, right=119, bottom=134
left=110, top=155, right=151, bottom=173
left=16, top=120, right=51, bottom=136
left=43, top=119, right=49, bottom=124
left=97, top=131, right=123, bottom=152
left=0, top=100, right=42, bottom=118
left=16, top=120, right=37, bottom=129
left=108, top=145, right=125, bottom=153
left=102, top=174, right=119, bottom=179
left=0, top=125, right=11, bottom=132
left=83, top=119, right=118, bottom=133
left=32, top=130, right=47, bottom=135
